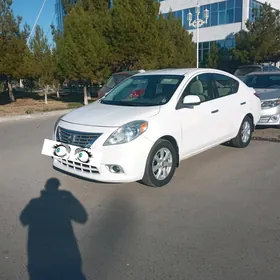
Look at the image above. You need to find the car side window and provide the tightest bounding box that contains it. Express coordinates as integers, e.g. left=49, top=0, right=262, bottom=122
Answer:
left=212, top=74, right=239, bottom=98
left=181, top=74, right=215, bottom=103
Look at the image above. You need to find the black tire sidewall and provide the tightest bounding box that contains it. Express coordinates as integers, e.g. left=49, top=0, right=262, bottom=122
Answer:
left=237, top=116, right=253, bottom=148
left=143, top=139, right=177, bottom=187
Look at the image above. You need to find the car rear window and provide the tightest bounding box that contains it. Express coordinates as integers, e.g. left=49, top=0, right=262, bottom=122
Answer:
left=244, top=74, right=280, bottom=89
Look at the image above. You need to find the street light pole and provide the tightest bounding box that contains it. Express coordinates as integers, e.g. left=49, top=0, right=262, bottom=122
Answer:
left=188, top=3, right=209, bottom=68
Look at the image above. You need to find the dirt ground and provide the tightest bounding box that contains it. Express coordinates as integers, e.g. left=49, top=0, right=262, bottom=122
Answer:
left=253, top=126, right=280, bottom=142
left=0, top=89, right=97, bottom=116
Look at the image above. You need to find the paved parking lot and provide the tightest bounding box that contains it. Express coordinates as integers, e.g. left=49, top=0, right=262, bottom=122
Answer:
left=0, top=116, right=280, bottom=280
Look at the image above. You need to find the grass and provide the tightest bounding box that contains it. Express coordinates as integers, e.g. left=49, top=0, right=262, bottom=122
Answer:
left=0, top=88, right=97, bottom=117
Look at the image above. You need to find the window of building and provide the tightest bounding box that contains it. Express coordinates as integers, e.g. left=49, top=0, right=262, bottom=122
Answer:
left=198, top=37, right=236, bottom=62
left=249, top=0, right=262, bottom=21
left=164, top=0, right=243, bottom=31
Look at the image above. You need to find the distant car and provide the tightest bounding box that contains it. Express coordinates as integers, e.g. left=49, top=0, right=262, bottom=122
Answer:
left=243, top=71, right=280, bottom=127
left=234, top=64, right=280, bottom=80
left=42, top=68, right=260, bottom=188
left=98, top=70, right=145, bottom=98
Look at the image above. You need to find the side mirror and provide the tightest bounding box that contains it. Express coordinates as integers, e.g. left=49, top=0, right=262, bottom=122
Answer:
left=183, top=95, right=201, bottom=106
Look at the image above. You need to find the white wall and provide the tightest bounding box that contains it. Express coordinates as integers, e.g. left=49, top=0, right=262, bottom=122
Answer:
left=190, top=22, right=241, bottom=42
left=258, top=0, right=280, bottom=10
left=159, top=0, right=280, bottom=43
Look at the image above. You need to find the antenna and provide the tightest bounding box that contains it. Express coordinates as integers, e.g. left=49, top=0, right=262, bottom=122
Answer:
left=27, top=0, right=48, bottom=44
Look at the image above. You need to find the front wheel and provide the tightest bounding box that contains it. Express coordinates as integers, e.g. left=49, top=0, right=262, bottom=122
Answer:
left=230, top=116, right=253, bottom=148
left=141, top=139, right=177, bottom=188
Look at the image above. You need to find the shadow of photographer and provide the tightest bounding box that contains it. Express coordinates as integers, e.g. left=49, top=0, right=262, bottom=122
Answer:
left=20, top=178, right=88, bottom=280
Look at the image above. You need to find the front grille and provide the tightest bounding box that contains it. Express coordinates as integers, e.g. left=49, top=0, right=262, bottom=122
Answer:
left=56, top=158, right=99, bottom=174
left=56, top=126, right=102, bottom=148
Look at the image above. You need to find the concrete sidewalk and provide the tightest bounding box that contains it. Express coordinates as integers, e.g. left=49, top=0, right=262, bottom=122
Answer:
left=0, top=109, right=71, bottom=123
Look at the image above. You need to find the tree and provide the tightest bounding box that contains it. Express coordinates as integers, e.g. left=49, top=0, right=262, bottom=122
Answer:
left=55, top=2, right=109, bottom=105
left=0, top=0, right=29, bottom=102
left=109, top=0, right=195, bottom=71
left=109, top=0, right=162, bottom=71
left=204, top=42, right=220, bottom=68
left=157, top=11, right=196, bottom=68
left=29, top=26, right=55, bottom=105
left=233, top=2, right=280, bottom=64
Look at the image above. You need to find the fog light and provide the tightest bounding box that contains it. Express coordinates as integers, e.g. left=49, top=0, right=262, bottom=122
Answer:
left=106, top=165, right=124, bottom=174
left=269, top=115, right=280, bottom=122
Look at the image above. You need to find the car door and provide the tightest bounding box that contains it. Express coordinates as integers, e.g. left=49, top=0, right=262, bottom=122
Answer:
left=176, top=73, right=226, bottom=158
left=211, top=73, right=244, bottom=140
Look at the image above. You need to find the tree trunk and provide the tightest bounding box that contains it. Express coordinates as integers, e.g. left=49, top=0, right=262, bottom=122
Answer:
left=87, top=86, right=91, bottom=100
left=45, top=85, right=48, bottom=105
left=7, top=81, right=15, bottom=102
left=84, top=86, right=88, bottom=105
left=56, top=89, right=60, bottom=98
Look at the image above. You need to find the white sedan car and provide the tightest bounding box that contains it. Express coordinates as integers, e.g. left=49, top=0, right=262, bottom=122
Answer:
left=42, top=68, right=261, bottom=187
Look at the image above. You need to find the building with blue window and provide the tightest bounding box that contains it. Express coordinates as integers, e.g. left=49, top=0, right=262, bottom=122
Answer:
left=55, top=0, right=77, bottom=32
left=55, top=0, right=64, bottom=32
left=159, top=0, right=280, bottom=62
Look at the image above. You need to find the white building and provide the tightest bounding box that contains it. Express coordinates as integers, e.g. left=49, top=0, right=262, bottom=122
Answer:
left=159, top=0, right=280, bottom=62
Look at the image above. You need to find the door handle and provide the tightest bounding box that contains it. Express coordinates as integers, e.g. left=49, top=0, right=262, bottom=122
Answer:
left=211, top=109, right=219, bottom=114
left=240, top=102, right=246, bottom=105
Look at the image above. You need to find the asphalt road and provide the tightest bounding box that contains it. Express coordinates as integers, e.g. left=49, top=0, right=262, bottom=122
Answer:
left=0, top=116, right=280, bottom=280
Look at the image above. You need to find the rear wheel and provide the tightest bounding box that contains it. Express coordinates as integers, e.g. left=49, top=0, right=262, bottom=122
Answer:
left=141, top=139, right=177, bottom=188
left=231, top=116, right=253, bottom=148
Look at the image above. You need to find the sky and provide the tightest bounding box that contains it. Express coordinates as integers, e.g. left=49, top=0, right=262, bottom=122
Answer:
left=12, top=0, right=56, bottom=44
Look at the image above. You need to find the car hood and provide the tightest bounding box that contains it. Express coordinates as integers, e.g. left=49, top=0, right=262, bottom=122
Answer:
left=255, top=88, right=280, bottom=101
left=61, top=101, right=160, bottom=127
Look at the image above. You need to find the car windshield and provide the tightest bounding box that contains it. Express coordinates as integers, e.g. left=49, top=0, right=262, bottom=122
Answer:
left=105, top=74, right=130, bottom=89
left=234, top=66, right=261, bottom=76
left=243, top=74, right=280, bottom=89
left=101, top=74, right=184, bottom=107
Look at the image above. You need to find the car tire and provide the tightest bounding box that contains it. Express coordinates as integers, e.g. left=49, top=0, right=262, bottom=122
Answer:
left=230, top=116, right=253, bottom=148
left=141, top=139, right=177, bottom=188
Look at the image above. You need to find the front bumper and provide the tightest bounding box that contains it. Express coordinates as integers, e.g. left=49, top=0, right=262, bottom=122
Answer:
left=42, top=136, right=154, bottom=183
left=257, top=106, right=280, bottom=126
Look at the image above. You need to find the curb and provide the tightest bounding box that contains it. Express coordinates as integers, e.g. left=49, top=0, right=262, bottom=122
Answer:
left=0, top=109, right=72, bottom=123
left=252, top=136, right=280, bottom=143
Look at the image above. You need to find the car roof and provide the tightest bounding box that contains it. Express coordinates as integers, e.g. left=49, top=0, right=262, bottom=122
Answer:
left=246, top=71, right=280, bottom=76
left=133, top=68, right=234, bottom=77
left=237, top=65, right=262, bottom=68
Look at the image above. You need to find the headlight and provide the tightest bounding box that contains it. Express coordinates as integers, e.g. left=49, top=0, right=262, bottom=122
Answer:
left=261, top=99, right=280, bottom=108
left=103, top=120, right=148, bottom=146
